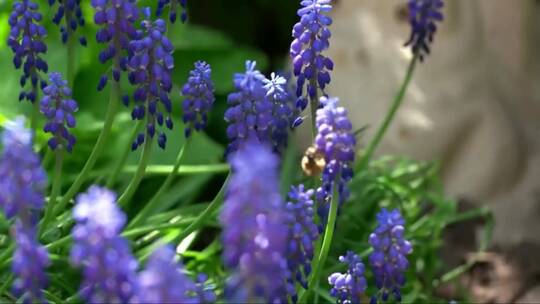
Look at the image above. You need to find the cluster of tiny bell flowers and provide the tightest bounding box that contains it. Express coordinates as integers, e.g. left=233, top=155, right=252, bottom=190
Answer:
left=2, top=0, right=444, bottom=302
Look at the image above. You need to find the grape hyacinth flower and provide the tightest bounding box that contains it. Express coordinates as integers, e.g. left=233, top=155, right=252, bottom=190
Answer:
left=368, top=209, right=413, bottom=303
left=181, top=61, right=215, bottom=138
left=224, top=61, right=295, bottom=153
left=404, top=0, right=444, bottom=61
left=49, top=0, right=87, bottom=45
left=128, top=9, right=175, bottom=150
left=40, top=72, right=79, bottom=152
left=314, top=97, right=356, bottom=221
left=92, top=0, right=139, bottom=90
left=263, top=72, right=296, bottom=148
left=328, top=251, right=367, bottom=304
left=8, top=0, right=48, bottom=103
left=0, top=117, right=47, bottom=221
left=12, top=222, right=50, bottom=303
left=290, top=0, right=334, bottom=111
left=157, top=0, right=188, bottom=23
left=285, top=185, right=319, bottom=302
left=137, top=245, right=197, bottom=303
left=0, top=118, right=49, bottom=303
left=220, top=142, right=289, bottom=302
left=70, top=186, right=139, bottom=303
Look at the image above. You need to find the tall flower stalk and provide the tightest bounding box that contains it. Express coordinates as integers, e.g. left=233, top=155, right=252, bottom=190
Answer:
left=356, top=0, right=444, bottom=172
left=49, top=0, right=86, bottom=85
left=39, top=72, right=78, bottom=237
left=56, top=0, right=140, bottom=211
left=118, top=9, right=176, bottom=207
left=290, top=0, right=334, bottom=136
left=299, top=96, right=356, bottom=302
left=128, top=61, right=215, bottom=229
left=8, top=0, right=49, bottom=131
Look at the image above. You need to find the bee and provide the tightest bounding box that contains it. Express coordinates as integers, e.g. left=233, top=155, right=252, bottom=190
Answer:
left=301, top=145, right=326, bottom=177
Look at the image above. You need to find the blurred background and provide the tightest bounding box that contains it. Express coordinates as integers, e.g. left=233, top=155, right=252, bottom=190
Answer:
left=1, top=0, right=540, bottom=302
left=183, top=0, right=540, bottom=301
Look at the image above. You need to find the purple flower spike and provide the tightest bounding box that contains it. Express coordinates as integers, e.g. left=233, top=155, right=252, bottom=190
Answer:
left=0, top=117, right=47, bottom=221
left=157, top=0, right=188, bottom=23
left=290, top=0, right=334, bottom=110
left=40, top=72, right=79, bottom=152
left=128, top=12, right=175, bottom=150
left=91, top=0, right=139, bottom=90
left=137, top=245, right=198, bottom=303
left=314, top=96, right=356, bottom=223
left=220, top=142, right=289, bottom=302
left=0, top=118, right=49, bottom=303
left=8, top=0, right=48, bottom=103
left=285, top=184, right=319, bottom=302
left=224, top=61, right=295, bottom=154
left=181, top=61, right=215, bottom=138
left=70, top=186, right=139, bottom=303
left=405, top=0, right=444, bottom=61
left=12, top=222, right=50, bottom=304
left=49, top=0, right=86, bottom=45
left=368, top=209, right=413, bottom=303
left=328, top=251, right=367, bottom=304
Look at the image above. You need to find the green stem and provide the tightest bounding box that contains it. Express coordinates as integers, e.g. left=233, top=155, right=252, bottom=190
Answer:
left=42, top=149, right=53, bottom=169
left=125, top=163, right=229, bottom=175
left=43, top=289, right=65, bottom=304
left=39, top=149, right=64, bottom=237
left=127, top=138, right=191, bottom=229
left=117, top=135, right=153, bottom=207
left=174, top=174, right=229, bottom=242
left=0, top=244, right=14, bottom=267
left=123, top=218, right=200, bottom=238
left=299, top=186, right=340, bottom=303
left=355, top=57, right=418, bottom=172
left=66, top=164, right=229, bottom=182
left=309, top=77, right=319, bottom=139
left=55, top=80, right=119, bottom=213
left=106, top=121, right=143, bottom=187
left=66, top=29, right=76, bottom=87
left=30, top=87, right=39, bottom=133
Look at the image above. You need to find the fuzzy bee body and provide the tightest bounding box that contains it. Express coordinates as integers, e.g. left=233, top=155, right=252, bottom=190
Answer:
left=301, top=145, right=326, bottom=177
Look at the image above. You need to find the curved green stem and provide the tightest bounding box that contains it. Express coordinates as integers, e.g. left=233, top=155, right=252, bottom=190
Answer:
left=299, top=186, right=339, bottom=303
left=174, top=174, right=229, bottom=242
left=355, top=57, right=418, bottom=173
left=127, top=138, right=191, bottom=229
left=39, top=149, right=64, bottom=237
left=55, top=80, right=120, bottom=213
left=106, top=121, right=143, bottom=187
left=117, top=135, right=154, bottom=207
